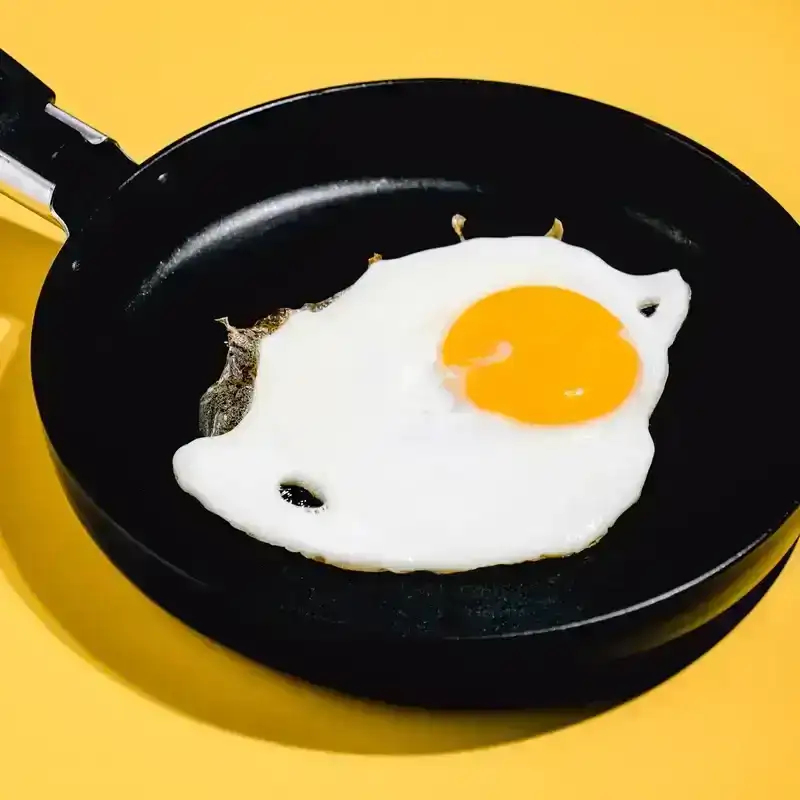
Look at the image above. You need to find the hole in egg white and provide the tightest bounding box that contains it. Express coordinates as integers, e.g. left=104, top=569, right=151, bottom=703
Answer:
left=638, top=298, right=660, bottom=317
left=278, top=481, right=327, bottom=511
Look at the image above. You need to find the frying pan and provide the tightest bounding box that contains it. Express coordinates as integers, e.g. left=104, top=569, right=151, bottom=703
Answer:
left=2, top=48, right=799, bottom=709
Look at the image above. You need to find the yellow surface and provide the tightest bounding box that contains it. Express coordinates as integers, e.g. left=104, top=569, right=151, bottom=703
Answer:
left=1, top=0, right=799, bottom=796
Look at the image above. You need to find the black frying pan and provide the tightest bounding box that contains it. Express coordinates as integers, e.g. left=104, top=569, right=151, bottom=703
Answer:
left=2, top=49, right=799, bottom=709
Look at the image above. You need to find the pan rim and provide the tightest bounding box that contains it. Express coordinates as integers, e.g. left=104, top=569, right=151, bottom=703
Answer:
left=123, top=76, right=797, bottom=229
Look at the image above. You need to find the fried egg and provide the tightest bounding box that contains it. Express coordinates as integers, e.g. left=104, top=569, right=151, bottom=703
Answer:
left=173, top=227, right=690, bottom=573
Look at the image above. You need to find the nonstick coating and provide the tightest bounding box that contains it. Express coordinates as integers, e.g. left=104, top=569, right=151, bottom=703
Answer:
left=31, top=81, right=800, bottom=679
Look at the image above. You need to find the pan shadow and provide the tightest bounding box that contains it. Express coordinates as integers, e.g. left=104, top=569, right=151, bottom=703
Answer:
left=0, top=217, right=786, bottom=755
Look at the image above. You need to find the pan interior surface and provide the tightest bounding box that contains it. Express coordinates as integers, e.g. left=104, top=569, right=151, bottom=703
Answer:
left=32, top=80, right=800, bottom=642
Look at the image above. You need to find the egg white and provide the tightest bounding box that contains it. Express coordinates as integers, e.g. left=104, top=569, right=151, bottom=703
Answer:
left=173, top=236, right=690, bottom=573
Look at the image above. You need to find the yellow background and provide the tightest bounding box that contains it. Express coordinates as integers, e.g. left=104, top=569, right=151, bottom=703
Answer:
left=1, top=0, right=799, bottom=796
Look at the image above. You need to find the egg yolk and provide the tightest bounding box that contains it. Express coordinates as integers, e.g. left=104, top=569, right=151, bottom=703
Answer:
left=440, top=286, right=640, bottom=425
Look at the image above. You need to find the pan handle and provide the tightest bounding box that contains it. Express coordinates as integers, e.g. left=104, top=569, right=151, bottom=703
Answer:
left=0, top=48, right=137, bottom=234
